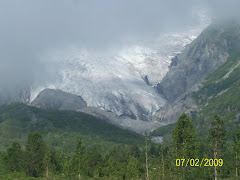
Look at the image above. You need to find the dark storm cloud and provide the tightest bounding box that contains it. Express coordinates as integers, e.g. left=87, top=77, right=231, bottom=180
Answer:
left=0, top=0, right=238, bottom=86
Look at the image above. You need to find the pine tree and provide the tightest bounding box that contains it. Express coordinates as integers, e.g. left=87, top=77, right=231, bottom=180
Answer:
left=209, top=115, right=226, bottom=180
left=129, top=145, right=140, bottom=158
left=233, top=124, right=240, bottom=177
left=63, top=152, right=73, bottom=180
left=86, top=145, right=102, bottom=177
left=3, top=142, right=24, bottom=172
left=157, top=143, right=165, bottom=179
left=44, top=148, right=51, bottom=180
left=25, top=131, right=46, bottom=177
left=126, top=156, right=139, bottom=179
left=144, top=132, right=149, bottom=180
left=173, top=113, right=197, bottom=158
left=172, top=113, right=198, bottom=179
left=74, top=137, right=85, bottom=180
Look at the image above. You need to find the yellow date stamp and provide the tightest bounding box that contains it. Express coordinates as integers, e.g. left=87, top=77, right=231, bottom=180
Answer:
left=176, top=159, right=223, bottom=167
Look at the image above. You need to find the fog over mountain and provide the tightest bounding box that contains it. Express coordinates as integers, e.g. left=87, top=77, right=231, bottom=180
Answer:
left=0, top=0, right=239, bottom=131
left=0, top=1, right=198, bottom=83
left=0, top=0, right=238, bottom=84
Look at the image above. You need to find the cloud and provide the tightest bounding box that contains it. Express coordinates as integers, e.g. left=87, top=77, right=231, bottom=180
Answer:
left=0, top=0, right=238, bottom=87
left=205, top=0, right=240, bottom=18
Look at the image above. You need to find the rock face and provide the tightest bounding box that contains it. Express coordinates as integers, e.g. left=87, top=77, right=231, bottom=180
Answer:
left=79, top=106, right=167, bottom=134
left=155, top=90, right=199, bottom=124
left=31, top=89, right=87, bottom=111
left=157, top=23, right=229, bottom=103
left=155, top=21, right=237, bottom=124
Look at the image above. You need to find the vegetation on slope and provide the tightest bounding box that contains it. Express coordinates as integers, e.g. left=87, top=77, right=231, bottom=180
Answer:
left=0, top=103, right=144, bottom=152
left=193, top=20, right=240, bottom=138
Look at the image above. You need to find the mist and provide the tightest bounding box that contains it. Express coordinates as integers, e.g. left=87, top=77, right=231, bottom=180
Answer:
left=0, top=0, right=239, bottom=87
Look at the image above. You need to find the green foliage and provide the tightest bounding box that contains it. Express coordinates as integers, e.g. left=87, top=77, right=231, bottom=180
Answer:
left=173, top=113, right=198, bottom=158
left=0, top=103, right=144, bottom=152
left=43, top=148, right=53, bottom=179
left=209, top=115, right=226, bottom=157
left=233, top=124, right=240, bottom=177
left=0, top=116, right=239, bottom=179
left=3, top=142, right=24, bottom=173
left=25, top=132, right=46, bottom=177
left=126, top=156, right=139, bottom=179
left=74, top=137, right=85, bottom=178
left=208, top=115, right=226, bottom=180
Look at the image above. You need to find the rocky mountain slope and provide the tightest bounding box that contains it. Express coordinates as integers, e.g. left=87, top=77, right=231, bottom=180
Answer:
left=31, top=89, right=166, bottom=133
left=31, top=88, right=87, bottom=110
left=155, top=20, right=231, bottom=124
left=153, top=19, right=240, bottom=137
left=157, top=23, right=229, bottom=103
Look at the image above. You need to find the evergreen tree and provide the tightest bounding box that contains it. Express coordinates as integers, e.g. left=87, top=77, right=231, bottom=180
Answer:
left=129, top=145, right=141, bottom=158
left=106, top=155, right=117, bottom=176
left=63, top=152, right=73, bottom=180
left=126, top=156, right=139, bottom=179
left=48, top=148, right=63, bottom=174
left=144, top=132, right=149, bottom=180
left=74, top=137, right=85, bottom=180
left=173, top=113, right=197, bottom=158
left=25, top=131, right=46, bottom=177
left=3, top=142, right=24, bottom=172
left=86, top=145, right=102, bottom=177
left=157, top=143, right=165, bottom=179
left=233, top=124, right=240, bottom=177
left=172, top=113, right=198, bottom=179
left=209, top=115, right=226, bottom=180
left=44, top=148, right=51, bottom=180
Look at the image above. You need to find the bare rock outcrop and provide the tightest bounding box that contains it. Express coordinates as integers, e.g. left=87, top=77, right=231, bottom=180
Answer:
left=31, top=88, right=87, bottom=111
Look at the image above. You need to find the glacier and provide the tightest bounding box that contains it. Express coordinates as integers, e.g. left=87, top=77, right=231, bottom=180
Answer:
left=30, top=11, right=210, bottom=131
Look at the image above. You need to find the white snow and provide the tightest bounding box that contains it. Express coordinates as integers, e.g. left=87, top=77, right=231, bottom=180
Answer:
left=30, top=11, right=210, bottom=121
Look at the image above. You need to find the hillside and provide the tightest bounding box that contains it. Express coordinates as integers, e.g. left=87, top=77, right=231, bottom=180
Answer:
left=152, top=19, right=240, bottom=141
left=193, top=20, right=240, bottom=137
left=0, top=103, right=144, bottom=152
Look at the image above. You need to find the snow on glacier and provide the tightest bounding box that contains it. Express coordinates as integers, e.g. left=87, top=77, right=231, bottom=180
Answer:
left=38, top=48, right=167, bottom=120
left=30, top=11, right=210, bottom=123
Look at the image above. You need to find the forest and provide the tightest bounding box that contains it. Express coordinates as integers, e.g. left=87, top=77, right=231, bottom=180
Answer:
left=1, top=113, right=240, bottom=180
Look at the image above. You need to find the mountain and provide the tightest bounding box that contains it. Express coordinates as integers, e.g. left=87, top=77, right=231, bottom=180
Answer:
left=0, top=11, right=210, bottom=133
left=155, top=20, right=231, bottom=124
left=31, top=88, right=87, bottom=110
left=157, top=23, right=229, bottom=103
left=27, top=14, right=209, bottom=132
left=31, top=88, right=168, bottom=133
left=0, top=103, right=144, bottom=152
left=152, top=19, right=240, bottom=139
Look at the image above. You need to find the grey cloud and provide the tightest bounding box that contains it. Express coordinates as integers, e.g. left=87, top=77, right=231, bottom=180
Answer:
left=0, top=0, right=238, bottom=87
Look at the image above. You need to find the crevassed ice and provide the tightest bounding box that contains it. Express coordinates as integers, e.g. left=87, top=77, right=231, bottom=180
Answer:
left=30, top=12, right=210, bottom=120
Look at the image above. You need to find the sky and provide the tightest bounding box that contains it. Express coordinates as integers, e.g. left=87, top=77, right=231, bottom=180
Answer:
left=0, top=0, right=239, bottom=86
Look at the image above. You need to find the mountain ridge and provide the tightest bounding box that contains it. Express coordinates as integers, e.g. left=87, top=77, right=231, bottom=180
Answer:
left=152, top=19, right=240, bottom=139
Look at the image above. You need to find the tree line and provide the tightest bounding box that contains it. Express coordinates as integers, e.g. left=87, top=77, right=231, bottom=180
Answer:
left=1, top=113, right=240, bottom=179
